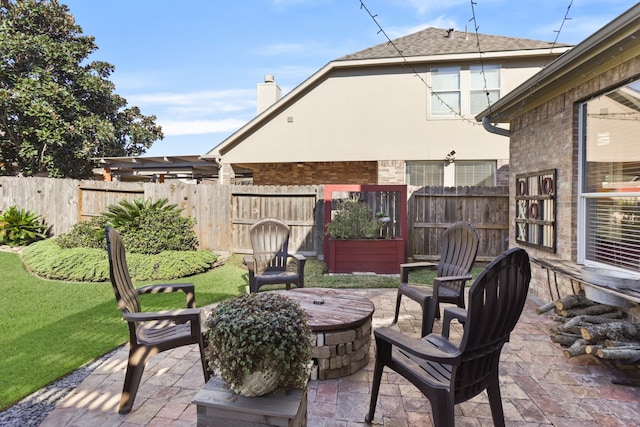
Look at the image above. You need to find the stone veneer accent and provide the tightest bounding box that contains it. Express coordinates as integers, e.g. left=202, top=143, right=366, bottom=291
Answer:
left=309, top=315, right=372, bottom=380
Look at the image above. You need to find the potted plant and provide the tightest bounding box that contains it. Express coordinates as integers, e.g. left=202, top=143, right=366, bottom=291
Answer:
left=203, top=292, right=312, bottom=397
left=325, top=197, right=405, bottom=274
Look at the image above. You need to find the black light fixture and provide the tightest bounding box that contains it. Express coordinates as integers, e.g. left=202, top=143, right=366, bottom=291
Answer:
left=444, top=150, right=456, bottom=166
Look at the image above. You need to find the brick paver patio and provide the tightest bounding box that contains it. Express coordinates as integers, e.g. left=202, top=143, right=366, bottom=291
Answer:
left=40, top=289, right=640, bottom=426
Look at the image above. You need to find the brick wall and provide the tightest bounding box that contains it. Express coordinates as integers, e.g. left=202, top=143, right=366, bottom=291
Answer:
left=247, top=161, right=378, bottom=185
left=508, top=55, right=640, bottom=301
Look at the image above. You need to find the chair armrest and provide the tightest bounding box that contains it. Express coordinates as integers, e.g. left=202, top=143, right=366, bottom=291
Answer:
left=400, top=262, right=438, bottom=282
left=441, top=307, right=467, bottom=338
left=243, top=255, right=256, bottom=272
left=373, top=327, right=461, bottom=364
left=136, top=283, right=196, bottom=308
left=123, top=307, right=201, bottom=323
left=289, top=252, right=306, bottom=270
left=290, top=253, right=306, bottom=262
left=433, top=274, right=472, bottom=283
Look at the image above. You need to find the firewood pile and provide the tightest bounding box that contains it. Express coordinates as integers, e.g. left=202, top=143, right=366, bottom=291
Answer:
left=537, top=292, right=640, bottom=361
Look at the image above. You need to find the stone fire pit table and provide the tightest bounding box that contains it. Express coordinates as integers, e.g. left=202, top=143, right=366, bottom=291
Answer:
left=271, top=288, right=375, bottom=380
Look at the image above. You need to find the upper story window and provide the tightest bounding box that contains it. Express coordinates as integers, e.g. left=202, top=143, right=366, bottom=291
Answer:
left=579, top=79, right=640, bottom=273
left=430, top=67, right=461, bottom=116
left=470, top=65, right=500, bottom=116
left=429, top=65, right=501, bottom=118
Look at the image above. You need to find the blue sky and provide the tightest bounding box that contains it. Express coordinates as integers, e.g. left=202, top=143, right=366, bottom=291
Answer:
left=60, top=0, right=638, bottom=157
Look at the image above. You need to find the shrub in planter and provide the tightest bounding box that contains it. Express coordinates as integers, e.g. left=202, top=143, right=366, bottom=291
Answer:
left=203, top=293, right=312, bottom=397
left=325, top=198, right=383, bottom=240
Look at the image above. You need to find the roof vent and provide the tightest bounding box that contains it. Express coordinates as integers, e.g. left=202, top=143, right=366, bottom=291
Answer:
left=446, top=28, right=455, bottom=39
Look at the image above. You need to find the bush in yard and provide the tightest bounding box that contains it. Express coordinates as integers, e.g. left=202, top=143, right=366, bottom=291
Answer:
left=0, top=205, right=49, bottom=246
left=119, top=208, right=198, bottom=254
left=56, top=216, right=109, bottom=250
left=22, top=239, right=217, bottom=282
left=56, top=198, right=198, bottom=254
left=23, top=197, right=213, bottom=282
left=103, top=198, right=198, bottom=254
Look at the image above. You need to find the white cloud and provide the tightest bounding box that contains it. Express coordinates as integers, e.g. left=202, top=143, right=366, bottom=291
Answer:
left=125, top=89, right=256, bottom=120
left=159, top=119, right=247, bottom=136
left=260, top=43, right=309, bottom=56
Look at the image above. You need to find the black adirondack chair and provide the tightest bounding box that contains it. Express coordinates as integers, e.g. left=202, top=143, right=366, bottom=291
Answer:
left=105, top=226, right=210, bottom=414
left=393, top=221, right=479, bottom=336
left=243, top=218, right=306, bottom=293
left=366, top=247, right=531, bottom=426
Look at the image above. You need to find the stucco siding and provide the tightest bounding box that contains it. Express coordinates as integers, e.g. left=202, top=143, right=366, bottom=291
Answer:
left=220, top=62, right=544, bottom=165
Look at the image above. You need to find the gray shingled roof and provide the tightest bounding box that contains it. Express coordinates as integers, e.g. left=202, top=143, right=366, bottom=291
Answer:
left=339, top=27, right=572, bottom=61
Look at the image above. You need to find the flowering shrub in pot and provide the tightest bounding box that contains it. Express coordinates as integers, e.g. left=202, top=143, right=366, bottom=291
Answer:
left=203, top=292, right=312, bottom=397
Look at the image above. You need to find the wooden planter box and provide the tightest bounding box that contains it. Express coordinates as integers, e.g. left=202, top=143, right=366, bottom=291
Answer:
left=328, top=238, right=405, bottom=274
left=193, top=377, right=307, bottom=427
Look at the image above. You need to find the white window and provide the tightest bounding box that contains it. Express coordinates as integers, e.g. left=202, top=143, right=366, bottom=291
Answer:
left=406, top=161, right=496, bottom=187
left=470, top=65, right=500, bottom=116
left=455, top=161, right=496, bottom=186
left=579, top=79, right=640, bottom=273
left=406, top=161, right=444, bottom=186
left=430, top=67, right=460, bottom=116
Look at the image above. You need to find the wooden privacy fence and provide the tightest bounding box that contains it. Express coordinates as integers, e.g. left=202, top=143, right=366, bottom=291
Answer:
left=0, top=177, right=509, bottom=261
left=408, top=186, right=510, bottom=262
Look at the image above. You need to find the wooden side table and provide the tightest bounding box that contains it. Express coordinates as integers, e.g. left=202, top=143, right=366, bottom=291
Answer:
left=193, top=377, right=307, bottom=427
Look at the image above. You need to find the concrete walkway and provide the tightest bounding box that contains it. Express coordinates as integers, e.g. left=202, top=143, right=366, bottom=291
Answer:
left=40, top=289, right=640, bottom=426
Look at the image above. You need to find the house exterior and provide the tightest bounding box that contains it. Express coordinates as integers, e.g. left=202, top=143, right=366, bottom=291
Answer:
left=477, top=3, right=640, bottom=314
left=206, top=27, right=571, bottom=186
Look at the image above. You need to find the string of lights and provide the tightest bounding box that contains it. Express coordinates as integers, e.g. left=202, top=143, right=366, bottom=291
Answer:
left=358, top=0, right=575, bottom=127
left=478, top=0, right=575, bottom=123
left=358, top=0, right=479, bottom=126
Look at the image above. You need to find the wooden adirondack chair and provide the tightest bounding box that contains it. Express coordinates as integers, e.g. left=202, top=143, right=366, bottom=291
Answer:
left=393, top=221, right=479, bottom=336
left=243, top=218, right=306, bottom=293
left=105, top=226, right=210, bottom=414
left=366, top=247, right=531, bottom=426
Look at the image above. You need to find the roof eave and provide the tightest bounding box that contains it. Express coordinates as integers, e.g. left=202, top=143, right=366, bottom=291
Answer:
left=204, top=47, right=570, bottom=158
left=477, top=3, right=640, bottom=123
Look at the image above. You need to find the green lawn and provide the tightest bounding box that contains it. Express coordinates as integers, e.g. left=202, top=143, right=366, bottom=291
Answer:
left=0, top=250, right=474, bottom=410
left=0, top=251, right=245, bottom=410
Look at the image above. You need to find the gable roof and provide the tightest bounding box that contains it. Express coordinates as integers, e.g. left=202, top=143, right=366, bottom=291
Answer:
left=206, top=27, right=572, bottom=159
left=339, top=27, right=571, bottom=61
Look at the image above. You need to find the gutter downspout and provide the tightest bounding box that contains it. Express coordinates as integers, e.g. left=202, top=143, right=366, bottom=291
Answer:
left=482, top=116, right=510, bottom=137
left=213, top=157, right=223, bottom=184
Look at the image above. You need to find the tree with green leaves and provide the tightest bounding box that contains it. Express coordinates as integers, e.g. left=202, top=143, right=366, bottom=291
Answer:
left=0, top=0, right=163, bottom=178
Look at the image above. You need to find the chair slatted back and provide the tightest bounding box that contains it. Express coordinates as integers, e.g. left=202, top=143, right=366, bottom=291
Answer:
left=437, top=221, right=480, bottom=294
left=249, top=218, right=291, bottom=275
left=105, top=226, right=141, bottom=314
left=453, top=247, right=531, bottom=403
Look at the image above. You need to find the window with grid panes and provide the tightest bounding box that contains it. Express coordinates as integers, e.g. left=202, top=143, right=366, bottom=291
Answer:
left=470, top=65, right=500, bottom=116
left=430, top=67, right=460, bottom=116
left=454, top=161, right=496, bottom=186
left=579, top=79, right=640, bottom=273
left=405, top=161, right=444, bottom=186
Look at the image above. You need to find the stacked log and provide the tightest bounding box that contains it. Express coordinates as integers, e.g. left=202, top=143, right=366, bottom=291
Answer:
left=537, top=292, right=640, bottom=361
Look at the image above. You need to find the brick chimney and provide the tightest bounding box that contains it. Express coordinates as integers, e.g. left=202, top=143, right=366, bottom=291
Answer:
left=257, top=74, right=282, bottom=114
